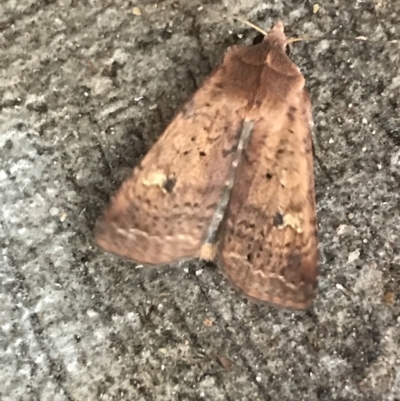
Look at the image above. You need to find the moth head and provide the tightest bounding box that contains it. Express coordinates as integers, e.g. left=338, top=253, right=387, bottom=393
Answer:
left=265, top=20, right=289, bottom=51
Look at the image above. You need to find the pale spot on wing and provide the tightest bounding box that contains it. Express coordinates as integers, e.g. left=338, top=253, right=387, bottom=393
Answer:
left=142, top=171, right=168, bottom=188
left=278, top=213, right=304, bottom=233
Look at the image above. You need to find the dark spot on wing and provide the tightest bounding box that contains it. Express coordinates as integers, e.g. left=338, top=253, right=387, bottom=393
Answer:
left=273, top=212, right=284, bottom=227
left=287, top=106, right=296, bottom=122
left=163, top=176, right=177, bottom=193
left=286, top=252, right=302, bottom=273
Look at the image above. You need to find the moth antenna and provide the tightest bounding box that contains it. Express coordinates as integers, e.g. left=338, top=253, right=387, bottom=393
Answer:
left=230, top=19, right=344, bottom=45
left=232, top=17, right=268, bottom=36
left=211, top=10, right=399, bottom=45
left=233, top=17, right=398, bottom=45
left=231, top=18, right=325, bottom=44
left=231, top=19, right=372, bottom=44
left=287, top=37, right=311, bottom=44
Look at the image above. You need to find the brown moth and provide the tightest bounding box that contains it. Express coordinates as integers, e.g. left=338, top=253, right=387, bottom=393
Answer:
left=95, top=21, right=319, bottom=309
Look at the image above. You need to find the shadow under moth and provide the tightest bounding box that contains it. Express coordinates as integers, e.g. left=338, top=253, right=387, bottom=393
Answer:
left=95, top=21, right=319, bottom=310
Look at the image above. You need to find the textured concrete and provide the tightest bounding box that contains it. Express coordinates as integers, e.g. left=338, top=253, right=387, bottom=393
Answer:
left=1, top=1, right=400, bottom=400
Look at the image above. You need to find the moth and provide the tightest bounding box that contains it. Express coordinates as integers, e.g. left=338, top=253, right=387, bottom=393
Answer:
left=95, top=21, right=319, bottom=310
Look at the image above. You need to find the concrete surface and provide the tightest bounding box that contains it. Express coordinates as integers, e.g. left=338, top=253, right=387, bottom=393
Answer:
left=1, top=1, right=400, bottom=400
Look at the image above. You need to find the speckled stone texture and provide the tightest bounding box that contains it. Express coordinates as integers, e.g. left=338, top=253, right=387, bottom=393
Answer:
left=1, top=1, right=399, bottom=400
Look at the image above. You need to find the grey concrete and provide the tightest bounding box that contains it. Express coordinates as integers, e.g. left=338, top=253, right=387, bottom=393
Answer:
left=1, top=1, right=400, bottom=400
